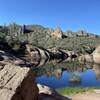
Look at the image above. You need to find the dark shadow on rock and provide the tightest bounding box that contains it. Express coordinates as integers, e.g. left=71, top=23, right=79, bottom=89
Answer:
left=11, top=70, right=39, bottom=100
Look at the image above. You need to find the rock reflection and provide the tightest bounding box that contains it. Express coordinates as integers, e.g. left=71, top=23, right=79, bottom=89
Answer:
left=33, top=59, right=100, bottom=88
left=80, top=61, right=100, bottom=80
left=69, top=74, right=81, bottom=84
left=33, top=61, right=92, bottom=78
left=92, top=64, right=100, bottom=80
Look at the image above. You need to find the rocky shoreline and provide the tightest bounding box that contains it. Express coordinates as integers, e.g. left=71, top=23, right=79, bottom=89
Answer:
left=0, top=43, right=100, bottom=100
left=0, top=44, right=71, bottom=100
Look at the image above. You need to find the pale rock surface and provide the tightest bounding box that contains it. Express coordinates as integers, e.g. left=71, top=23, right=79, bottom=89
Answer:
left=37, top=84, right=71, bottom=100
left=51, top=27, right=63, bottom=38
left=92, top=45, right=100, bottom=64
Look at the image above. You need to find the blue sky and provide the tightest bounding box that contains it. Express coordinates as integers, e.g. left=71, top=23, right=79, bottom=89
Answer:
left=0, top=0, right=100, bottom=35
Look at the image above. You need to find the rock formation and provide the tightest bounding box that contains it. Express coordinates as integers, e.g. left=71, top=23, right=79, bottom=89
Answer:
left=92, top=45, right=100, bottom=64
left=78, top=45, right=100, bottom=64
left=51, top=27, right=63, bottom=38
left=25, top=44, right=54, bottom=66
left=65, top=29, right=99, bottom=38
left=0, top=62, right=38, bottom=100
left=0, top=48, right=73, bottom=100
left=77, top=30, right=88, bottom=37
left=78, top=54, right=94, bottom=63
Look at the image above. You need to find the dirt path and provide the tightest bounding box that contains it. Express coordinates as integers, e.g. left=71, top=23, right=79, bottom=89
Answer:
left=72, top=90, right=100, bottom=100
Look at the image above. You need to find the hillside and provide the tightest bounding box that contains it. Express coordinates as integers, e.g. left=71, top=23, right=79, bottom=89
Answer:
left=0, top=23, right=100, bottom=54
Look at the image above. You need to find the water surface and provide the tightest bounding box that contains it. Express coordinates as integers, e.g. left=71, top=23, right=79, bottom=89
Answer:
left=35, top=61, right=100, bottom=89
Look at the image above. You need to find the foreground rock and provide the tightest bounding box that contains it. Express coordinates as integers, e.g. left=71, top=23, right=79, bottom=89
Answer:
left=0, top=60, right=38, bottom=100
left=37, top=84, right=71, bottom=100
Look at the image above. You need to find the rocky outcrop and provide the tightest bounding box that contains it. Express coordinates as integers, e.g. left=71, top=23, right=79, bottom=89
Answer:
left=92, top=45, right=100, bottom=64
left=25, top=44, right=54, bottom=66
left=0, top=49, right=39, bottom=100
left=78, top=54, right=94, bottom=63
left=25, top=44, right=78, bottom=66
left=76, top=30, right=99, bottom=38
left=51, top=27, right=63, bottom=38
left=48, top=48, right=78, bottom=62
left=78, top=45, right=100, bottom=64
left=77, top=30, right=88, bottom=37
left=0, top=47, right=72, bottom=100
left=0, top=62, right=39, bottom=100
left=65, top=29, right=99, bottom=38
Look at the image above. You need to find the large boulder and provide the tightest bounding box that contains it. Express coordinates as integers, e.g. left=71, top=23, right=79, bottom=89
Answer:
left=92, top=45, right=100, bottom=64
left=93, top=64, right=100, bottom=80
left=78, top=45, right=100, bottom=64
left=26, top=44, right=52, bottom=66
left=0, top=62, right=39, bottom=100
left=78, top=54, right=94, bottom=63
left=26, top=44, right=41, bottom=63
left=84, top=54, right=94, bottom=63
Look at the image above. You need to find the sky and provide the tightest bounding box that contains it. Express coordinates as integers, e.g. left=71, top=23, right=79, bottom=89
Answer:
left=0, top=0, right=100, bottom=35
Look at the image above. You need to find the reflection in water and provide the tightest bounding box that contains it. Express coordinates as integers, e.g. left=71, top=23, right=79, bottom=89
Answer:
left=93, top=64, right=100, bottom=80
left=32, top=60, right=100, bottom=89
left=69, top=73, right=81, bottom=84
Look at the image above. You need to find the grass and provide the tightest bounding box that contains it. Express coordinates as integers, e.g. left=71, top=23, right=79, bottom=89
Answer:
left=56, top=87, right=100, bottom=96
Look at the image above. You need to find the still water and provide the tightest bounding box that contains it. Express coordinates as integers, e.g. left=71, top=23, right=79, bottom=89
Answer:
left=35, top=61, right=100, bottom=89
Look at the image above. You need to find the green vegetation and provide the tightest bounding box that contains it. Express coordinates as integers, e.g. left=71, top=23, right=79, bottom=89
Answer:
left=0, top=23, right=100, bottom=54
left=56, top=87, right=100, bottom=95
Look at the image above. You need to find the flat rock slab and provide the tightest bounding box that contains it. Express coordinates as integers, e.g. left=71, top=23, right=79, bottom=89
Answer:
left=0, top=62, right=30, bottom=100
